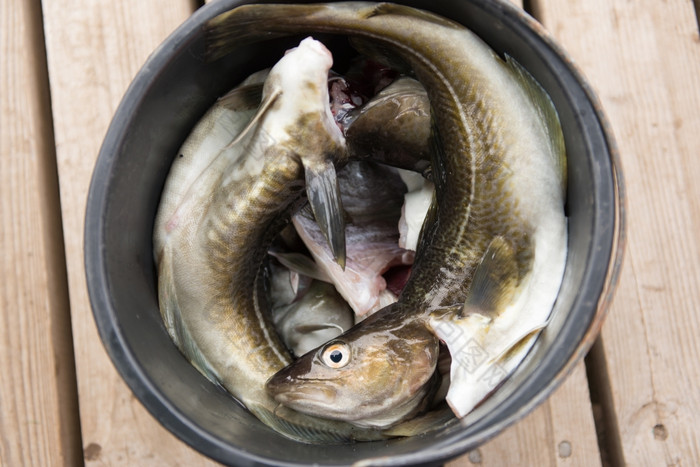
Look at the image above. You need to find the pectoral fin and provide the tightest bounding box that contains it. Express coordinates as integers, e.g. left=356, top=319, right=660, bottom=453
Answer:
left=225, top=88, right=281, bottom=149
left=268, top=249, right=332, bottom=283
left=217, top=83, right=264, bottom=112
left=461, top=236, right=519, bottom=319
left=303, top=159, right=346, bottom=269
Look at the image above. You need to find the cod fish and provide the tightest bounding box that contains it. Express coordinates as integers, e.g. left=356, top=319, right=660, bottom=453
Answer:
left=154, top=37, right=388, bottom=442
left=292, top=160, right=414, bottom=317
left=345, top=76, right=431, bottom=175
left=270, top=268, right=355, bottom=357
left=207, top=3, right=567, bottom=426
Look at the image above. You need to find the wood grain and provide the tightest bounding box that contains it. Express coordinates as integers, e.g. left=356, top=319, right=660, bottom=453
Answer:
left=41, top=0, right=220, bottom=464
left=37, top=0, right=602, bottom=464
left=0, top=0, right=81, bottom=465
left=448, top=1, right=602, bottom=465
left=536, top=0, right=700, bottom=464
left=449, top=363, right=600, bottom=467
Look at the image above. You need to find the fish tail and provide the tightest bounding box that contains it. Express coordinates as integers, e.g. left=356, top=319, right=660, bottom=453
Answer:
left=205, top=2, right=384, bottom=62
left=157, top=246, right=221, bottom=383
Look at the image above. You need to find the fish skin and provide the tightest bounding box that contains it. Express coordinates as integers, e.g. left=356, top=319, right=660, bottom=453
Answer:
left=271, top=276, right=355, bottom=357
left=344, top=77, right=431, bottom=174
left=267, top=303, right=440, bottom=429
left=207, top=2, right=567, bottom=427
left=154, top=37, right=389, bottom=442
left=292, top=160, right=413, bottom=317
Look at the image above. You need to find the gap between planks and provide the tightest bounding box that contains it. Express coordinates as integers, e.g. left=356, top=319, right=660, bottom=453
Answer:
left=0, top=0, right=82, bottom=465
left=526, top=0, right=624, bottom=465
left=39, top=0, right=602, bottom=465
left=535, top=0, right=700, bottom=466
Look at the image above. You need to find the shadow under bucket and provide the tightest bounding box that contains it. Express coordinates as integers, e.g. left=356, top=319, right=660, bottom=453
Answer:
left=84, top=0, right=624, bottom=465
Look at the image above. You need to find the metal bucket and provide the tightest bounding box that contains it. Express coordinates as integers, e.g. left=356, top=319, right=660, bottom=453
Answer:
left=84, top=0, right=624, bottom=465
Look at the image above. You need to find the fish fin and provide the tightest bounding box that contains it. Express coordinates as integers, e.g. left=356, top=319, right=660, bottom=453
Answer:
left=217, top=83, right=263, bottom=112
left=504, top=55, right=567, bottom=194
left=461, top=236, right=518, bottom=318
left=157, top=248, right=220, bottom=383
left=368, top=3, right=463, bottom=29
left=409, top=115, right=443, bottom=260
left=427, top=315, right=492, bottom=418
left=205, top=4, right=329, bottom=61
left=488, top=319, right=551, bottom=366
left=414, top=190, right=439, bottom=259
left=303, top=159, right=347, bottom=269
left=268, top=250, right=332, bottom=283
left=293, top=323, right=346, bottom=334
left=382, top=402, right=455, bottom=437
left=249, top=404, right=384, bottom=443
left=427, top=114, right=448, bottom=193
left=225, top=88, right=281, bottom=149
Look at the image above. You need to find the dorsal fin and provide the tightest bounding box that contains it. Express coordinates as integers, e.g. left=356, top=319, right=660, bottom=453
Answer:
left=217, top=82, right=263, bottom=112
left=413, top=189, right=439, bottom=262
left=504, top=55, right=567, bottom=195
left=461, top=236, right=518, bottom=318
left=369, top=3, right=464, bottom=29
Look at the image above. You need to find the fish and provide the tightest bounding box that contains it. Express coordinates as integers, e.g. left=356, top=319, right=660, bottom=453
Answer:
left=396, top=167, right=434, bottom=252
left=207, top=2, right=567, bottom=426
left=269, top=264, right=354, bottom=356
left=153, top=37, right=392, bottom=442
left=292, top=160, right=414, bottom=317
left=344, top=76, right=431, bottom=174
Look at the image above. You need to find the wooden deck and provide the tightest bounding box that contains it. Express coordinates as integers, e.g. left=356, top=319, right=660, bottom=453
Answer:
left=2, top=0, right=699, bottom=465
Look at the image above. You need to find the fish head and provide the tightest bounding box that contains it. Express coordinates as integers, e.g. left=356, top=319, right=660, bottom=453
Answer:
left=266, top=306, right=440, bottom=427
left=262, top=37, right=342, bottom=143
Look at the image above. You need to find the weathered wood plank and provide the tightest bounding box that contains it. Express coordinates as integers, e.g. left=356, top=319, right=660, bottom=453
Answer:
left=0, top=0, right=81, bottom=465
left=536, top=0, right=700, bottom=465
left=41, top=1, right=220, bottom=464
left=449, top=363, right=600, bottom=467
left=448, top=1, right=601, bottom=464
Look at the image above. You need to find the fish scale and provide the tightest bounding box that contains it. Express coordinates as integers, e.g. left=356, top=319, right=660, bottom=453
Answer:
left=154, top=37, right=391, bottom=442
left=206, top=2, right=567, bottom=427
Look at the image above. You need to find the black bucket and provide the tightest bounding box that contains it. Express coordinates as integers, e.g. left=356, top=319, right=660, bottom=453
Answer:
left=85, top=1, right=624, bottom=465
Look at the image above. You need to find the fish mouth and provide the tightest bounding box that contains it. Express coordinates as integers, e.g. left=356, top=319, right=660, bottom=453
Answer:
left=266, top=374, right=339, bottom=416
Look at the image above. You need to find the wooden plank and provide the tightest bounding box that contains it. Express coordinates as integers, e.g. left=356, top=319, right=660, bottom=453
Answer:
left=38, top=0, right=602, bottom=465
left=41, top=1, right=220, bottom=464
left=92, top=0, right=600, bottom=465
left=448, top=1, right=601, bottom=464
left=0, top=0, right=81, bottom=465
left=449, top=363, right=600, bottom=467
left=204, top=0, right=601, bottom=464
left=535, top=0, right=700, bottom=465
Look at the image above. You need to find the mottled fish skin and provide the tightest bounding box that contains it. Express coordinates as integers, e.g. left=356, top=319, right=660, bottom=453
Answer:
left=154, top=37, right=389, bottom=442
left=207, top=3, right=567, bottom=427
left=267, top=303, right=440, bottom=429
left=293, top=161, right=414, bottom=317
left=271, top=276, right=355, bottom=357
left=344, top=77, right=431, bottom=174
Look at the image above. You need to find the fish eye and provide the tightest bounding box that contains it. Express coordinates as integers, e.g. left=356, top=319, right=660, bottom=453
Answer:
left=321, top=342, right=350, bottom=368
